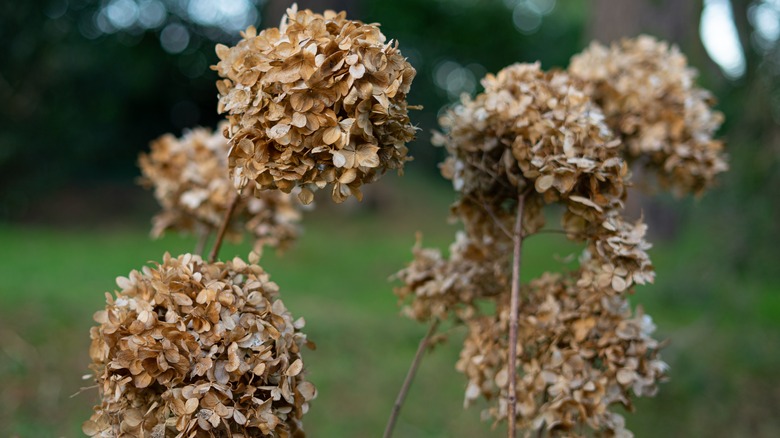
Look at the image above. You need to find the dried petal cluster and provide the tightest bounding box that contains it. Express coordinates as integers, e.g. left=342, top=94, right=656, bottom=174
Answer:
left=139, top=125, right=301, bottom=253
left=84, top=253, right=315, bottom=437
left=584, top=212, right=655, bottom=293
left=391, top=52, right=697, bottom=435
left=569, top=35, right=728, bottom=195
left=435, top=62, right=628, bottom=239
left=393, top=232, right=508, bottom=322
left=213, top=6, right=417, bottom=204
left=456, top=269, right=667, bottom=436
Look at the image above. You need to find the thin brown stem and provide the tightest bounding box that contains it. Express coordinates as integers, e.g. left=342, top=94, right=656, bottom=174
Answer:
left=507, top=193, right=527, bottom=438
left=194, top=230, right=211, bottom=257
left=525, top=229, right=588, bottom=239
left=208, top=191, right=241, bottom=263
left=471, top=195, right=513, bottom=239
left=536, top=391, right=549, bottom=438
left=383, top=319, right=440, bottom=438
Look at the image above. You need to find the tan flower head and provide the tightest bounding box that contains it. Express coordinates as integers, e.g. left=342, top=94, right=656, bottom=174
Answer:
left=139, top=124, right=302, bottom=253
left=213, top=6, right=417, bottom=204
left=83, top=253, right=316, bottom=437
left=569, top=35, right=728, bottom=196
left=435, top=63, right=629, bottom=243
left=580, top=212, right=655, bottom=292
left=393, top=232, right=509, bottom=322
left=456, top=270, right=666, bottom=436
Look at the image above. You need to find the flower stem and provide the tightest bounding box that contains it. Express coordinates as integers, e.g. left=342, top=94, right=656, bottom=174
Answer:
left=383, top=319, right=440, bottom=438
left=208, top=191, right=241, bottom=263
left=508, top=193, right=527, bottom=438
left=195, top=230, right=211, bottom=256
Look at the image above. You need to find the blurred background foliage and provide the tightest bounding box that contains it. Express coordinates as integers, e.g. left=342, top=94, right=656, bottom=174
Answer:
left=1, top=0, right=779, bottom=436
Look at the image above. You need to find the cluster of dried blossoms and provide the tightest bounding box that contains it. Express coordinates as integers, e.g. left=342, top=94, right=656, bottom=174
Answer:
left=139, top=124, right=302, bottom=253
left=569, top=35, right=728, bottom=196
left=84, top=253, right=315, bottom=437
left=213, top=6, right=417, bottom=204
left=89, top=6, right=419, bottom=436
left=395, top=38, right=726, bottom=436
left=456, top=267, right=667, bottom=436
left=435, top=63, right=629, bottom=241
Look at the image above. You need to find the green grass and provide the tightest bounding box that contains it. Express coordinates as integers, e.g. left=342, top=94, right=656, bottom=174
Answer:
left=1, top=180, right=778, bottom=437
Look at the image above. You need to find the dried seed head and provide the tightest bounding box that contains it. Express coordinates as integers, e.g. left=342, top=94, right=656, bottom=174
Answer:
left=569, top=35, right=728, bottom=196
left=435, top=63, right=629, bottom=246
left=213, top=6, right=417, bottom=204
left=456, top=269, right=666, bottom=436
left=393, top=232, right=509, bottom=323
left=85, top=253, right=315, bottom=437
left=138, top=124, right=302, bottom=253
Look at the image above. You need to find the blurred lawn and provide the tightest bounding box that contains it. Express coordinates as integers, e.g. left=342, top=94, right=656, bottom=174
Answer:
left=1, top=177, right=778, bottom=437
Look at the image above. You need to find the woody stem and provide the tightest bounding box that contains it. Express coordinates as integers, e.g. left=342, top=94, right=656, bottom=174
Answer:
left=383, top=319, right=440, bottom=438
left=508, top=193, right=527, bottom=438
left=208, top=190, right=241, bottom=263
left=195, top=230, right=211, bottom=257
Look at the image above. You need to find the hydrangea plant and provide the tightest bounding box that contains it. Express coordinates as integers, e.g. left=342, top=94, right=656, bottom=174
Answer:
left=391, top=37, right=726, bottom=437
left=83, top=7, right=417, bottom=437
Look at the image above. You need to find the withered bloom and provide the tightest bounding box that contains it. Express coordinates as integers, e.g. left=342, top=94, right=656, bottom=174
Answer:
left=569, top=35, right=728, bottom=196
left=435, top=63, right=629, bottom=244
left=393, top=232, right=509, bottom=322
left=138, top=125, right=302, bottom=253
left=456, top=269, right=667, bottom=436
left=213, top=6, right=417, bottom=204
left=394, top=56, right=679, bottom=437
left=84, top=253, right=316, bottom=437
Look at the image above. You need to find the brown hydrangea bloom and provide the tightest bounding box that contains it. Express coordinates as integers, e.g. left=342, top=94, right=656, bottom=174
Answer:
left=83, top=253, right=315, bottom=437
left=569, top=35, right=728, bottom=195
left=581, top=213, right=655, bottom=293
left=139, top=125, right=301, bottom=253
left=455, top=270, right=667, bottom=436
left=436, top=62, right=627, bottom=215
left=213, top=6, right=417, bottom=204
left=393, top=232, right=509, bottom=322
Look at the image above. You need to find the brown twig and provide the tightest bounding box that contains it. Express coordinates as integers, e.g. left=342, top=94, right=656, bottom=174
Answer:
left=383, top=319, right=440, bottom=438
left=194, top=229, right=211, bottom=256
left=507, top=193, right=527, bottom=438
left=208, top=190, right=241, bottom=263
left=525, top=228, right=589, bottom=240
left=472, top=194, right=514, bottom=239
left=536, top=390, right=549, bottom=438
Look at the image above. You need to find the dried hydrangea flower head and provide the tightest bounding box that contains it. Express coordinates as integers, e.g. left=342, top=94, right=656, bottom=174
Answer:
left=83, top=253, right=316, bottom=437
left=569, top=35, right=728, bottom=195
left=456, top=269, right=667, bottom=436
left=393, top=232, right=510, bottom=322
left=213, top=6, right=417, bottom=204
left=435, top=63, right=629, bottom=242
left=391, top=59, right=672, bottom=438
left=139, top=125, right=302, bottom=253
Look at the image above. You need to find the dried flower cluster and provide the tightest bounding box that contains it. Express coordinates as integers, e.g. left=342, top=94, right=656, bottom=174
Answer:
left=139, top=125, right=302, bottom=253
left=456, top=268, right=666, bottom=436
left=435, top=63, right=629, bottom=244
left=390, top=41, right=721, bottom=434
left=393, top=232, right=508, bottom=322
left=213, top=6, right=417, bottom=204
left=569, top=35, right=728, bottom=195
left=84, top=253, right=315, bottom=437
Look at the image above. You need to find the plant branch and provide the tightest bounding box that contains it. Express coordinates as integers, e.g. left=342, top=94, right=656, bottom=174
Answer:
left=208, top=191, right=241, bottom=263
left=383, top=319, right=440, bottom=438
left=473, top=195, right=513, bottom=239
left=507, top=193, right=527, bottom=438
left=525, top=228, right=589, bottom=240
left=195, top=230, right=211, bottom=256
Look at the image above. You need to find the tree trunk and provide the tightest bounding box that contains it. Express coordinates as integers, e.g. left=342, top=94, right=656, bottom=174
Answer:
left=588, top=0, right=700, bottom=46
left=587, top=0, right=704, bottom=240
